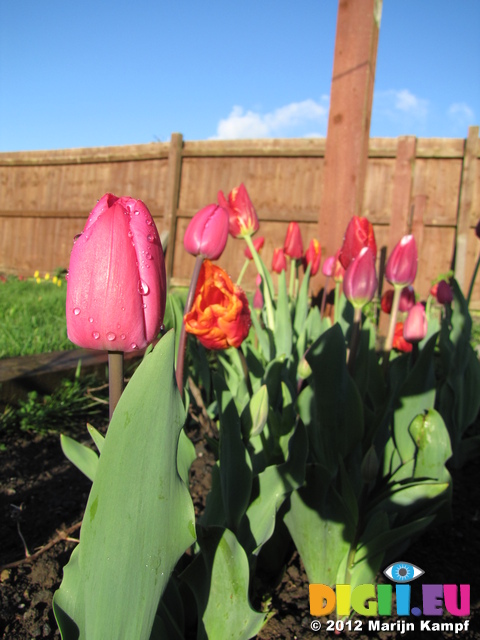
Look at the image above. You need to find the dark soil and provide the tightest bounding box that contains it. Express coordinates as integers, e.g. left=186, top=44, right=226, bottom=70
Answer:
left=1, top=416, right=479, bottom=640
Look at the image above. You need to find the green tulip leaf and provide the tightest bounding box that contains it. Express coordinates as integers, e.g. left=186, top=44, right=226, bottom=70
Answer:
left=60, top=434, right=98, bottom=482
left=87, top=423, right=105, bottom=454
left=53, top=331, right=196, bottom=640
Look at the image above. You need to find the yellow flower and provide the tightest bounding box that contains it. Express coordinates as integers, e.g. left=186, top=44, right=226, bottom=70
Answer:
left=57, top=279, right=62, bottom=287
left=44, top=273, right=50, bottom=280
left=52, top=276, right=58, bottom=284
left=36, top=277, right=41, bottom=284
left=34, top=270, right=39, bottom=278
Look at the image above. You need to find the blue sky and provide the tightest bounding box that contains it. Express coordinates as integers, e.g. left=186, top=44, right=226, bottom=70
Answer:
left=0, top=0, right=478, bottom=151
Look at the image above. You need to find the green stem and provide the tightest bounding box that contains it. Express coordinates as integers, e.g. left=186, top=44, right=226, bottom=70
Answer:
left=347, top=307, right=362, bottom=376
left=176, top=255, right=204, bottom=397
left=288, top=258, right=295, bottom=299
left=320, top=276, right=330, bottom=320
left=334, top=281, right=342, bottom=325
left=108, top=351, right=124, bottom=421
left=236, top=258, right=249, bottom=286
left=237, top=347, right=253, bottom=397
left=467, top=253, right=480, bottom=307
left=384, top=285, right=402, bottom=362
left=244, top=235, right=275, bottom=331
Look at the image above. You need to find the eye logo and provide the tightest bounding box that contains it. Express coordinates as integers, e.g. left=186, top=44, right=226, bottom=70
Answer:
left=383, top=561, right=424, bottom=583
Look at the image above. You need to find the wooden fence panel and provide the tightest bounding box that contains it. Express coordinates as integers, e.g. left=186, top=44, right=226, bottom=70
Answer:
left=0, top=131, right=478, bottom=308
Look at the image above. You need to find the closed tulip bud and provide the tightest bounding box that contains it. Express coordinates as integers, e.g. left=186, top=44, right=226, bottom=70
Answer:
left=218, top=183, right=259, bottom=238
left=385, top=235, right=418, bottom=287
left=339, top=216, right=377, bottom=269
left=253, top=287, right=264, bottom=310
left=343, top=247, right=378, bottom=309
left=244, top=236, right=265, bottom=260
left=333, top=250, right=346, bottom=283
left=404, top=302, right=428, bottom=343
left=66, top=193, right=166, bottom=352
left=322, top=255, right=336, bottom=278
left=304, top=238, right=321, bottom=275
left=184, top=204, right=229, bottom=260
left=283, top=222, right=304, bottom=259
left=381, top=286, right=415, bottom=314
left=272, top=247, right=287, bottom=273
left=435, top=280, right=453, bottom=304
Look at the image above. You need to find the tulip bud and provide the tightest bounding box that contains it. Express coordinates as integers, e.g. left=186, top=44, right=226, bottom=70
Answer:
left=218, top=183, right=259, bottom=238
left=304, top=238, right=321, bottom=275
left=253, top=274, right=264, bottom=309
left=381, top=286, right=415, bottom=314
left=339, top=216, right=377, bottom=269
left=343, top=247, right=378, bottom=309
left=66, top=193, right=166, bottom=352
left=283, top=222, right=304, bottom=259
left=435, top=280, right=453, bottom=304
left=385, top=235, right=418, bottom=287
left=272, top=247, right=287, bottom=273
left=333, top=250, right=346, bottom=283
left=244, top=236, right=265, bottom=260
left=322, top=255, right=336, bottom=278
left=183, top=204, right=229, bottom=260
left=403, top=302, right=428, bottom=343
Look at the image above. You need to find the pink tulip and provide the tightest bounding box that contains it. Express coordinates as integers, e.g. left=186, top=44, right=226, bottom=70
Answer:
left=343, top=247, right=378, bottom=309
left=244, top=236, right=265, bottom=260
left=253, top=275, right=264, bottom=309
left=272, top=247, right=287, bottom=273
left=66, top=193, right=166, bottom=352
left=322, top=255, right=336, bottom=278
left=404, top=302, right=428, bottom=343
left=283, top=222, right=304, bottom=259
left=218, top=183, right=259, bottom=238
left=184, top=204, right=229, bottom=260
left=385, top=235, right=418, bottom=287
left=304, top=238, right=321, bottom=276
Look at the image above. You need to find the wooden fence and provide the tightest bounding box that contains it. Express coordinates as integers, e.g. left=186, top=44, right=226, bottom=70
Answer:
left=0, top=127, right=479, bottom=305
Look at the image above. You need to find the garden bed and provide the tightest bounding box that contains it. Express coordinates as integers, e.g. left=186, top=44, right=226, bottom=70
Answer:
left=1, top=411, right=479, bottom=640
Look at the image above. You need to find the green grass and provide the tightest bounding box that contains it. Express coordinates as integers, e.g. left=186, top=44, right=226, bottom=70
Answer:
left=0, top=275, right=75, bottom=358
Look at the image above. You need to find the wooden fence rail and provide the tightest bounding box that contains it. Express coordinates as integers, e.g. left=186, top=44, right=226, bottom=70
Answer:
left=0, top=127, right=479, bottom=305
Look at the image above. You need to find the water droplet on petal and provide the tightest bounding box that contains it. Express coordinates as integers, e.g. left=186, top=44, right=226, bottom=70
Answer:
left=134, top=210, right=140, bottom=216
left=145, top=251, right=153, bottom=260
left=107, top=332, right=116, bottom=341
left=128, top=230, right=133, bottom=238
left=92, top=331, right=100, bottom=340
left=89, top=317, right=94, bottom=323
left=73, top=308, right=81, bottom=316
left=138, top=279, right=149, bottom=295
left=130, top=342, right=138, bottom=350
left=147, top=233, right=155, bottom=243
left=120, top=334, right=126, bottom=340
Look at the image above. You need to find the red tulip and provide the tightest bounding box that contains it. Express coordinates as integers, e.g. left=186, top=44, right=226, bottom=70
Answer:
left=283, top=222, right=304, bottom=259
left=385, top=235, right=418, bottom=287
left=393, top=322, right=413, bottom=352
left=333, top=250, right=346, bottom=283
left=66, top=193, right=166, bottom=352
left=304, top=238, right=321, bottom=276
left=404, top=303, right=428, bottom=343
left=343, top=247, right=378, bottom=309
left=244, top=236, right=265, bottom=260
left=381, top=286, right=415, bottom=314
left=218, top=183, right=259, bottom=238
left=339, top=216, right=377, bottom=269
left=183, top=260, right=251, bottom=350
left=322, top=255, right=336, bottom=278
left=272, top=247, right=287, bottom=273
left=184, top=204, right=229, bottom=260
left=434, top=280, right=453, bottom=304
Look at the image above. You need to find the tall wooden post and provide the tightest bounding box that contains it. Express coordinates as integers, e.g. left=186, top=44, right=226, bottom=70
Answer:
left=319, top=0, right=382, bottom=256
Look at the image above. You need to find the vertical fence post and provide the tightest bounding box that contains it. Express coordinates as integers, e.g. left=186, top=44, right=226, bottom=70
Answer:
left=387, top=136, right=417, bottom=250
left=319, top=0, right=382, bottom=259
left=455, top=125, right=479, bottom=293
left=164, top=133, right=184, bottom=283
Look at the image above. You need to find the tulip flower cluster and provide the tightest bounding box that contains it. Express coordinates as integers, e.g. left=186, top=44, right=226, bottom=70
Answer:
left=56, top=185, right=480, bottom=640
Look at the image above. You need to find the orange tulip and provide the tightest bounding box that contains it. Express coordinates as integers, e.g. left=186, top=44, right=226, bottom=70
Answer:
left=184, top=260, right=251, bottom=350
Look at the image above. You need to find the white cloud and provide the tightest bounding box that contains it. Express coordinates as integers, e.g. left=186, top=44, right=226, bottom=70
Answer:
left=375, top=89, right=428, bottom=119
left=448, top=102, right=475, bottom=128
left=212, top=97, right=329, bottom=139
